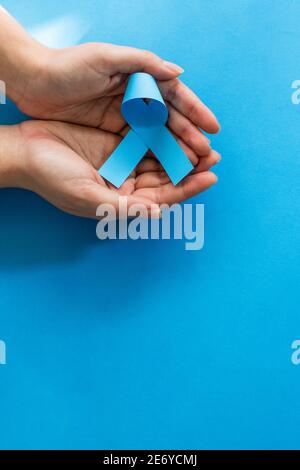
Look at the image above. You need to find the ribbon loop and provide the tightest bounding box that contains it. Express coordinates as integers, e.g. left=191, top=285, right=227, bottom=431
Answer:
left=99, top=72, right=193, bottom=188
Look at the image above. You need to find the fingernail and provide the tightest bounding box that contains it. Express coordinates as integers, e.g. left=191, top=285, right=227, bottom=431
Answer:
left=163, top=61, right=184, bottom=74
left=215, top=153, right=222, bottom=163
left=213, top=174, right=218, bottom=183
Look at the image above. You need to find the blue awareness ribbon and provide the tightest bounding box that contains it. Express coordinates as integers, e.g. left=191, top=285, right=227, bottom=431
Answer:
left=99, top=72, right=193, bottom=188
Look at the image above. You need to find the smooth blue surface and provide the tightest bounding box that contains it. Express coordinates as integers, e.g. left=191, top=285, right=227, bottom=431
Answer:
left=100, top=72, right=193, bottom=187
left=0, top=0, right=300, bottom=450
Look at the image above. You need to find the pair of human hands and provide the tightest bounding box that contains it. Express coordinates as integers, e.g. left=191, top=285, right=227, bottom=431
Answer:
left=4, top=39, right=220, bottom=218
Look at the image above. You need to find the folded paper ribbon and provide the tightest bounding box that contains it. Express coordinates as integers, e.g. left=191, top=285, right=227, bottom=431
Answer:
left=99, top=72, right=193, bottom=188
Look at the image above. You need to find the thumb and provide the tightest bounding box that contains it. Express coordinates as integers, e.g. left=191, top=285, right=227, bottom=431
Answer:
left=100, top=43, right=184, bottom=80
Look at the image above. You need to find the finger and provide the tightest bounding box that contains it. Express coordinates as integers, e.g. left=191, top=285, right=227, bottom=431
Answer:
left=135, top=150, right=221, bottom=190
left=174, top=135, right=199, bottom=166
left=135, top=150, right=220, bottom=190
left=135, top=156, right=164, bottom=175
left=100, top=43, right=184, bottom=80
left=159, top=78, right=220, bottom=133
left=86, top=184, right=161, bottom=219
left=134, top=171, right=217, bottom=205
left=94, top=95, right=126, bottom=132
left=192, top=150, right=221, bottom=173
left=135, top=171, right=170, bottom=190
left=119, top=124, right=130, bottom=137
left=167, top=103, right=211, bottom=156
left=135, top=148, right=220, bottom=189
left=116, top=176, right=136, bottom=195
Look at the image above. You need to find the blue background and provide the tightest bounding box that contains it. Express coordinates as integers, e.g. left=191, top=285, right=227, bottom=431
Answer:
left=0, top=0, right=300, bottom=450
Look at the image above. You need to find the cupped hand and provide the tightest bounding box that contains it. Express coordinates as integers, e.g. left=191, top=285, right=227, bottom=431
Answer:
left=18, top=120, right=220, bottom=219
left=16, top=43, right=220, bottom=160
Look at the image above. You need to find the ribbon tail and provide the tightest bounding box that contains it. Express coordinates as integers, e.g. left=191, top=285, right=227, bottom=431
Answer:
left=99, top=130, right=148, bottom=188
left=139, top=126, right=194, bottom=186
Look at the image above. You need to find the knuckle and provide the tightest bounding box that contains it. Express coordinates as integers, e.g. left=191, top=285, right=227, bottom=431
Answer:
left=188, top=100, right=199, bottom=118
left=166, top=79, right=179, bottom=102
left=181, top=124, right=192, bottom=141
left=142, top=49, right=158, bottom=62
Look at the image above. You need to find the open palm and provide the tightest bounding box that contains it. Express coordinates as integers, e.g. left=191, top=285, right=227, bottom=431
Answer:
left=20, top=119, right=219, bottom=218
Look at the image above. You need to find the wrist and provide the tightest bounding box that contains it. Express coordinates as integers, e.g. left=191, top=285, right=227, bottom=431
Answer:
left=0, top=125, right=27, bottom=188
left=0, top=6, right=51, bottom=106
left=2, top=38, right=50, bottom=107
